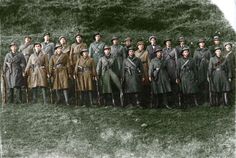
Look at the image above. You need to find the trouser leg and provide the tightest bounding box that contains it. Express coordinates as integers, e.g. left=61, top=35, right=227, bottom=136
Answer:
left=15, top=87, right=22, bottom=104
left=42, top=88, right=47, bottom=104
left=63, top=90, right=69, bottom=105
left=32, top=87, right=37, bottom=103
left=223, top=92, right=229, bottom=106
left=88, top=91, right=93, bottom=106
left=134, top=93, right=140, bottom=106
left=56, top=90, right=61, bottom=104
left=163, top=93, right=171, bottom=109
left=193, top=94, right=199, bottom=106
left=7, top=88, right=14, bottom=103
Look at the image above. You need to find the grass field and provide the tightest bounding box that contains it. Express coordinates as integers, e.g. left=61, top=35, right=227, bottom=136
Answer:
left=0, top=103, right=235, bottom=158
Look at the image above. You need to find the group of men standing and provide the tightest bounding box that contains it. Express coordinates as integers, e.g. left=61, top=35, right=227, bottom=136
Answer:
left=1, top=32, right=235, bottom=108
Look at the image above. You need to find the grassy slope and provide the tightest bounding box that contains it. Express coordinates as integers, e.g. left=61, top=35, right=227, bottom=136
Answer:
left=0, top=104, right=235, bottom=157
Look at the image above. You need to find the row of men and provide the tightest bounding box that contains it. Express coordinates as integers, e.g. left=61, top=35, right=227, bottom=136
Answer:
left=1, top=32, right=235, bottom=108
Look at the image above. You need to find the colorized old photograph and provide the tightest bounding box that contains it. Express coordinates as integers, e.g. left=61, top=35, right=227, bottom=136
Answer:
left=0, top=0, right=235, bottom=157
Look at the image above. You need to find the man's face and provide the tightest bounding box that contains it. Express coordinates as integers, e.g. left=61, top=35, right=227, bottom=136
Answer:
left=199, top=42, right=205, bottom=48
left=166, top=41, right=171, bottom=47
left=128, top=50, right=134, bottom=57
left=25, top=37, right=31, bottom=43
left=182, top=50, right=189, bottom=58
left=104, top=49, right=111, bottom=56
left=215, top=49, right=221, bottom=57
left=138, top=44, right=144, bottom=50
left=150, top=38, right=156, bottom=45
left=60, top=38, right=66, bottom=45
left=225, top=44, right=232, bottom=51
left=76, top=36, right=82, bottom=43
left=34, top=44, right=41, bottom=52
left=214, top=40, right=220, bottom=45
left=56, top=47, right=62, bottom=54
left=82, top=52, right=88, bottom=58
left=125, top=40, right=131, bottom=47
left=180, top=41, right=185, bottom=46
left=95, top=35, right=101, bottom=42
left=156, top=51, right=162, bottom=58
left=44, top=35, right=50, bottom=41
left=10, top=45, right=17, bottom=53
left=112, top=39, right=119, bottom=45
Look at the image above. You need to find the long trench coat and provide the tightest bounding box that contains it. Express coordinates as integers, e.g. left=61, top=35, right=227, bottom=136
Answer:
left=96, top=55, right=122, bottom=93
left=149, top=57, right=171, bottom=94
left=75, top=56, right=96, bottom=91
left=162, top=47, right=178, bottom=82
left=135, top=49, right=150, bottom=85
left=49, top=53, right=70, bottom=90
left=176, top=57, right=198, bottom=94
left=122, top=56, right=143, bottom=93
left=25, top=51, right=49, bottom=88
left=193, top=47, right=211, bottom=84
left=3, top=52, right=26, bottom=88
left=208, top=56, right=231, bottom=93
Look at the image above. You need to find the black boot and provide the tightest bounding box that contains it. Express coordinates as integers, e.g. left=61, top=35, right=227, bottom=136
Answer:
left=88, top=91, right=93, bottom=106
left=15, top=88, right=22, bottom=104
left=120, top=91, right=124, bottom=107
left=63, top=90, right=70, bottom=106
left=111, top=93, right=116, bottom=106
left=135, top=93, right=141, bottom=107
left=193, top=94, right=199, bottom=106
left=178, top=93, right=182, bottom=107
left=223, top=92, right=229, bottom=106
left=55, top=90, right=61, bottom=105
left=215, top=93, right=220, bottom=106
left=154, top=94, right=159, bottom=108
left=42, top=88, right=47, bottom=105
left=32, top=88, right=37, bottom=103
left=163, top=94, right=171, bottom=109
left=80, top=92, right=85, bottom=106
left=7, top=88, right=14, bottom=104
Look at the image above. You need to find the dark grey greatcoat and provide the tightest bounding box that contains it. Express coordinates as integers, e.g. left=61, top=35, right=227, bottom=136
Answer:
left=110, top=44, right=126, bottom=77
left=176, top=57, right=198, bottom=94
left=193, top=47, right=211, bottom=84
left=96, top=55, right=122, bottom=93
left=3, top=52, right=26, bottom=88
left=149, top=57, right=171, bottom=94
left=208, top=56, right=231, bottom=92
left=162, top=47, right=178, bottom=82
left=122, top=56, right=143, bottom=93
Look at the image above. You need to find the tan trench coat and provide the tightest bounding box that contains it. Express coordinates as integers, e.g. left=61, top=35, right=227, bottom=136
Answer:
left=25, top=51, right=49, bottom=88
left=135, top=49, right=150, bottom=85
left=74, top=57, right=96, bottom=91
left=49, top=53, right=71, bottom=90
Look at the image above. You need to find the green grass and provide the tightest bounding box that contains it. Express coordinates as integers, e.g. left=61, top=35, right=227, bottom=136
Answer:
left=0, top=104, right=235, bottom=158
